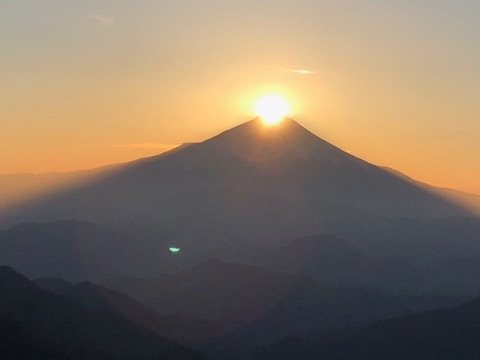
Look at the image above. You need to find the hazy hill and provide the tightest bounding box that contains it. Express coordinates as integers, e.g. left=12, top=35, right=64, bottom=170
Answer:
left=0, top=266, right=203, bottom=359
left=258, top=296, right=480, bottom=360
left=2, top=220, right=480, bottom=295
left=35, top=277, right=222, bottom=341
left=105, top=260, right=457, bottom=343
left=261, top=235, right=381, bottom=286
left=0, top=220, right=137, bottom=281
left=258, top=233, right=480, bottom=295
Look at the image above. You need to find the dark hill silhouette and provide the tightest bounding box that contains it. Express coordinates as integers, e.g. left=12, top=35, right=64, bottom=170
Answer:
left=258, top=296, right=480, bottom=360
left=35, top=277, right=222, bottom=341
left=0, top=119, right=472, bottom=252
left=0, top=266, right=203, bottom=360
left=0, top=315, right=104, bottom=360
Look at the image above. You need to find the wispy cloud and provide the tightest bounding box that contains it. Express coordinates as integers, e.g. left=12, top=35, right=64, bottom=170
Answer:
left=109, top=143, right=177, bottom=150
left=280, top=68, right=317, bottom=75
left=89, top=14, right=114, bottom=26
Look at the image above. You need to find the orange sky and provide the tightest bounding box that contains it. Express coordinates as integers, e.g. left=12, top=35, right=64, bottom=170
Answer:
left=1, top=1, right=479, bottom=194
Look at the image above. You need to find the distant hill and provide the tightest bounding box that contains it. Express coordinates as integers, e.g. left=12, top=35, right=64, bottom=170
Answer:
left=261, top=235, right=381, bottom=286
left=105, top=260, right=457, bottom=345
left=2, top=220, right=480, bottom=295
left=35, top=277, right=222, bottom=341
left=257, top=233, right=480, bottom=295
left=0, top=266, right=203, bottom=359
left=258, top=296, right=480, bottom=360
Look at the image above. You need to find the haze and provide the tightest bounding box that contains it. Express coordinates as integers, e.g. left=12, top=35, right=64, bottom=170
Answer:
left=1, top=1, right=480, bottom=193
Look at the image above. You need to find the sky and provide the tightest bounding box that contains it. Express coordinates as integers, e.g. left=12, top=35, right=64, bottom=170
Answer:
left=1, top=0, right=480, bottom=193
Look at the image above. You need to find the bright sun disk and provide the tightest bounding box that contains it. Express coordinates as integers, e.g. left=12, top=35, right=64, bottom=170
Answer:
left=254, top=94, right=290, bottom=126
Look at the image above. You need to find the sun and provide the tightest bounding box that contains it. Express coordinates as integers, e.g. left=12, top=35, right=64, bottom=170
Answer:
left=254, top=94, right=290, bottom=126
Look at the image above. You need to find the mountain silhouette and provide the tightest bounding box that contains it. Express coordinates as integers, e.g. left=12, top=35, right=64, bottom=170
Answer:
left=35, top=277, right=222, bottom=341
left=0, top=266, right=204, bottom=359
left=258, top=296, right=480, bottom=360
left=0, top=118, right=472, bottom=257
left=104, top=260, right=456, bottom=344
left=263, top=235, right=378, bottom=282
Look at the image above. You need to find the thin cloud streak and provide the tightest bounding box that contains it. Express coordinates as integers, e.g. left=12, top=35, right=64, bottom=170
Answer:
left=280, top=68, right=317, bottom=75
left=89, top=14, right=114, bottom=26
left=108, top=143, right=177, bottom=150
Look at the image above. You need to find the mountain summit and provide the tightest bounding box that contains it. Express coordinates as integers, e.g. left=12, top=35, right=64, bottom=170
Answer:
left=168, top=118, right=364, bottom=169
left=204, top=117, right=343, bottom=159
left=1, top=118, right=470, bottom=248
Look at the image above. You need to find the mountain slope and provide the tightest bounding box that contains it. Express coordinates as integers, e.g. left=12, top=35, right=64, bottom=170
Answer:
left=0, top=315, right=88, bottom=360
left=35, top=277, right=222, bottom=341
left=258, top=297, right=480, bottom=360
left=262, top=235, right=381, bottom=286
left=105, top=260, right=456, bottom=342
left=0, top=220, right=137, bottom=281
left=0, top=266, right=203, bottom=360
left=382, top=166, right=480, bottom=214
left=0, top=220, right=216, bottom=280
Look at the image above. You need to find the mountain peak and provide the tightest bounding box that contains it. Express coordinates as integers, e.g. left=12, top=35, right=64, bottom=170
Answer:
left=206, top=117, right=317, bottom=144
left=199, top=117, right=350, bottom=165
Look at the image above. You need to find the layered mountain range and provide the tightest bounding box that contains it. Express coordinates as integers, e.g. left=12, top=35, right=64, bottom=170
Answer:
left=1, top=118, right=479, bottom=288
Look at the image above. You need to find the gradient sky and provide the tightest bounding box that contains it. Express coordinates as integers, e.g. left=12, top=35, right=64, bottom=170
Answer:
left=1, top=0, right=480, bottom=193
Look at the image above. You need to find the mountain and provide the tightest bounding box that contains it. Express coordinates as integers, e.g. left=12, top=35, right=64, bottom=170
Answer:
left=382, top=166, right=480, bottom=214
left=261, top=235, right=381, bottom=286
left=0, top=119, right=472, bottom=252
left=0, top=219, right=394, bottom=286
left=0, top=266, right=203, bottom=359
left=258, top=296, right=480, bottom=360
left=0, top=315, right=83, bottom=360
left=0, top=220, right=138, bottom=281
left=35, top=277, right=222, bottom=341
left=104, top=260, right=457, bottom=344
left=260, top=233, right=480, bottom=295
left=2, top=219, right=480, bottom=295
left=0, top=220, right=219, bottom=281
left=438, top=188, right=480, bottom=213
left=105, top=260, right=316, bottom=326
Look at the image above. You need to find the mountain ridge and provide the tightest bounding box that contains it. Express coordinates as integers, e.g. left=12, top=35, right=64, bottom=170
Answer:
left=0, top=266, right=204, bottom=359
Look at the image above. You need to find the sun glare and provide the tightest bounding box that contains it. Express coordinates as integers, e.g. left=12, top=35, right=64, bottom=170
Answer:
left=254, top=94, right=290, bottom=126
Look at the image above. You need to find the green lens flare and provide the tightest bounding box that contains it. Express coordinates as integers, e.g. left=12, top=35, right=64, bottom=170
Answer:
left=169, top=247, right=181, bottom=253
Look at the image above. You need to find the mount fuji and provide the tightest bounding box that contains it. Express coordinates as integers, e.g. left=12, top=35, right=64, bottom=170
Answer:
left=1, top=119, right=472, bottom=242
